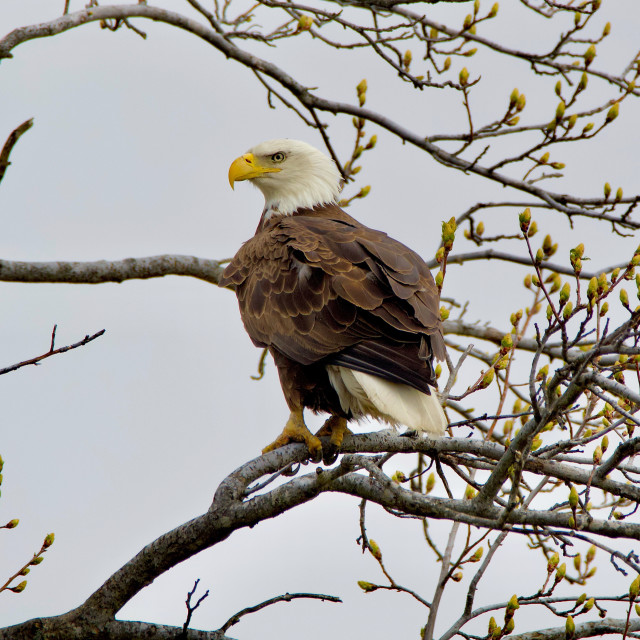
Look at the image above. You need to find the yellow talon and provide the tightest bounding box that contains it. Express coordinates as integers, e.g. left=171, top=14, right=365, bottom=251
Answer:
left=262, top=408, right=322, bottom=462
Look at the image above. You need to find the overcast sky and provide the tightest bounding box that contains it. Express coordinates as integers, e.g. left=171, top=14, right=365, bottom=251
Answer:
left=1, top=1, right=639, bottom=638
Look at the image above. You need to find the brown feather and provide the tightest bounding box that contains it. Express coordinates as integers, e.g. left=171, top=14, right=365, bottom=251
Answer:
left=219, top=203, right=445, bottom=414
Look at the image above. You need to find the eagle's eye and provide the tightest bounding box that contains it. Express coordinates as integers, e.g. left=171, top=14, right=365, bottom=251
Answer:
left=271, top=152, right=286, bottom=163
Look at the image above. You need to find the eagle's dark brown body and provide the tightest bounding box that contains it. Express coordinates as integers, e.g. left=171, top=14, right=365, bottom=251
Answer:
left=220, top=203, right=445, bottom=421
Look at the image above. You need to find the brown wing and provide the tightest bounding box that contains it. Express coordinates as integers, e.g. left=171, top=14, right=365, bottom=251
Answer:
left=220, top=204, right=445, bottom=392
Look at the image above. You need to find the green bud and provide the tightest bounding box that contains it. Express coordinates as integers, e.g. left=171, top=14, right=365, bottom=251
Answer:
left=606, top=103, right=619, bottom=123
left=566, top=615, right=575, bottom=638
left=548, top=553, right=560, bottom=572
left=583, top=597, right=595, bottom=611
left=426, top=472, right=436, bottom=493
left=10, top=580, right=27, bottom=594
left=19, top=567, right=30, bottom=576
left=43, top=533, right=55, bottom=548
left=5, top=518, right=19, bottom=529
left=368, top=539, right=382, bottom=560
left=559, top=282, right=571, bottom=304
left=586, top=545, right=596, bottom=563
left=489, top=3, right=499, bottom=17
left=507, top=594, right=520, bottom=610
left=391, top=471, right=406, bottom=483
left=630, top=575, right=640, bottom=599
left=481, top=368, right=495, bottom=388
left=616, top=187, right=623, bottom=202
left=555, top=81, right=562, bottom=97
left=440, top=306, right=450, bottom=321
left=470, top=547, right=484, bottom=562
left=573, top=553, right=581, bottom=571
left=504, top=618, right=515, bottom=635
left=584, top=45, right=596, bottom=66
left=357, top=580, right=377, bottom=592
left=403, top=49, right=412, bottom=70
left=516, top=94, right=526, bottom=111
left=509, top=88, right=519, bottom=108
left=435, top=271, right=444, bottom=288
left=569, top=486, right=579, bottom=508
left=587, top=277, right=598, bottom=300
left=556, top=101, right=566, bottom=121
left=443, top=57, right=451, bottom=71
left=575, top=593, right=587, bottom=606
left=459, top=67, right=469, bottom=86
left=567, top=114, right=577, bottom=129
left=556, top=563, right=566, bottom=580
left=578, top=72, right=588, bottom=92
left=563, top=301, right=574, bottom=320
left=604, top=182, right=612, bottom=199
left=451, top=571, right=464, bottom=582
left=488, top=616, right=498, bottom=633
left=30, top=555, right=44, bottom=565
left=593, top=446, right=602, bottom=464
left=359, top=185, right=371, bottom=198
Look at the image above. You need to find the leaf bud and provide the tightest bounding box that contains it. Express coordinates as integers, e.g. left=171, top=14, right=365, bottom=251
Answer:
left=5, top=518, right=19, bottom=529
left=509, top=88, right=519, bottom=108
left=504, top=618, right=515, bottom=635
left=540, top=152, right=550, bottom=164
left=566, top=615, right=575, bottom=639
left=603, top=22, right=611, bottom=36
left=559, top=282, right=571, bottom=304
left=578, top=72, right=588, bottom=92
left=297, top=15, right=314, bottom=30
left=30, top=556, right=44, bottom=565
left=574, top=11, right=580, bottom=27
left=531, top=274, right=540, bottom=287
left=43, top=533, right=55, bottom=548
left=10, top=580, right=27, bottom=594
left=587, top=277, right=598, bottom=300
left=470, top=547, right=484, bottom=562
left=575, top=593, right=587, bottom=606
left=507, top=594, right=520, bottom=611
left=480, top=368, right=495, bottom=388
left=19, top=567, right=30, bottom=576
left=605, top=103, right=619, bottom=123
left=463, top=48, right=477, bottom=57
left=547, top=553, right=559, bottom=572
left=510, top=309, right=523, bottom=326
left=440, top=306, right=450, bottom=321
left=556, top=101, right=566, bottom=121
left=615, top=187, right=623, bottom=202
left=501, top=334, right=513, bottom=351
left=452, top=571, right=463, bottom=582
left=391, top=470, right=406, bottom=483
left=586, top=545, right=596, bottom=563
left=519, top=208, right=531, bottom=232
left=599, top=302, right=609, bottom=317
left=630, top=575, right=640, bottom=599
left=476, top=221, right=485, bottom=235
left=358, top=185, right=371, bottom=198
left=636, top=603, right=640, bottom=616
left=536, top=364, right=549, bottom=380
left=463, top=14, right=472, bottom=29
left=524, top=274, right=532, bottom=289
left=403, top=49, right=412, bottom=70
left=489, top=3, right=499, bottom=18
left=569, top=486, right=579, bottom=508
left=459, top=67, right=469, bottom=86
left=358, top=580, right=377, bottom=592
left=556, top=562, right=566, bottom=581
left=443, top=57, right=451, bottom=71
left=528, top=221, right=538, bottom=237
left=464, top=484, right=477, bottom=499
left=365, top=135, right=377, bottom=149
left=567, top=114, right=577, bottom=129
left=555, top=81, right=562, bottom=97
left=435, top=363, right=442, bottom=379
left=488, top=617, right=498, bottom=633
left=368, top=539, right=382, bottom=560
left=593, top=445, right=602, bottom=464
left=583, top=597, right=595, bottom=612
left=426, top=472, right=436, bottom=493
left=435, top=271, right=444, bottom=288
left=584, top=44, right=596, bottom=66
left=516, top=93, right=526, bottom=111
left=435, top=246, right=445, bottom=263
left=573, top=554, right=581, bottom=571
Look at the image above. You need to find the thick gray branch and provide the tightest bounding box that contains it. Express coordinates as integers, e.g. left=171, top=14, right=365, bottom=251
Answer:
left=0, top=255, right=225, bottom=286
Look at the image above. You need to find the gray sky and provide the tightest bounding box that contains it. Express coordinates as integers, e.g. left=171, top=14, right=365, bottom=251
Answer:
left=1, top=1, right=639, bottom=637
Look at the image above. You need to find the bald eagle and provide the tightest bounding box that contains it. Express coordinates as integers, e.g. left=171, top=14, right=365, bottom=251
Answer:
left=220, top=139, right=447, bottom=464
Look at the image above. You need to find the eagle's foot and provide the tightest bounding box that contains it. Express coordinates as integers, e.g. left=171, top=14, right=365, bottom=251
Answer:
left=262, top=409, right=323, bottom=463
left=316, top=415, right=351, bottom=465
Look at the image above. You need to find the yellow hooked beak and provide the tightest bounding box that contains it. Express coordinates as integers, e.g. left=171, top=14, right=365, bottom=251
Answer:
left=228, top=153, right=281, bottom=189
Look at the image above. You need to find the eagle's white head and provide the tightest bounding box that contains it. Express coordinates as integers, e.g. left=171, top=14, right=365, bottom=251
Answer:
left=228, top=139, right=341, bottom=216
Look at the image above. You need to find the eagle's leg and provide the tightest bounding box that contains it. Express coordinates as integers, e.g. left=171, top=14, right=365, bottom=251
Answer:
left=315, top=415, right=351, bottom=465
left=262, top=407, right=323, bottom=463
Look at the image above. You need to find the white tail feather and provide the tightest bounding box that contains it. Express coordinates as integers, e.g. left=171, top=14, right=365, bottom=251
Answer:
left=326, top=365, right=447, bottom=436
